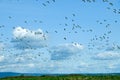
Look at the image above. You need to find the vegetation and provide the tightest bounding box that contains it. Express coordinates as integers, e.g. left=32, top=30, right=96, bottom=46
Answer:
left=1, top=74, right=120, bottom=80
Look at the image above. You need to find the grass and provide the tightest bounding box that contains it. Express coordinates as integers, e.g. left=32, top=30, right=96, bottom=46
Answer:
left=1, top=74, right=120, bottom=80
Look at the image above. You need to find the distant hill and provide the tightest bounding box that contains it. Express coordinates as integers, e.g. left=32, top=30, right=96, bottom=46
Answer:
left=0, top=72, right=21, bottom=78
left=0, top=72, right=120, bottom=78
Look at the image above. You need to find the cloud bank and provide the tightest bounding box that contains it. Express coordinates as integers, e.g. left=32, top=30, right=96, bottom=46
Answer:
left=92, top=51, right=120, bottom=60
left=50, top=43, right=84, bottom=60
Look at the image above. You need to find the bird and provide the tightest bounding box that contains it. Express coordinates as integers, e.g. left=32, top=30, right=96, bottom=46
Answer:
left=42, top=3, right=46, bottom=6
left=109, top=2, right=113, bottom=6
left=72, top=27, right=75, bottom=30
left=46, top=31, right=48, bottom=33
left=100, top=22, right=102, bottom=24
left=106, top=7, right=110, bottom=10
left=72, top=14, right=75, bottom=17
left=0, top=25, right=5, bottom=28
left=108, top=31, right=111, bottom=34
left=64, top=37, right=66, bottom=40
left=87, top=0, right=91, bottom=3
left=65, top=17, right=68, bottom=20
left=55, top=30, right=58, bottom=33
left=8, top=16, right=12, bottom=19
left=24, top=21, right=27, bottom=23
left=102, top=0, right=108, bottom=2
left=118, top=11, right=120, bottom=14
left=82, top=0, right=85, bottom=2
left=64, top=28, right=66, bottom=31
left=46, top=1, right=50, bottom=4
left=104, top=20, right=107, bottom=22
left=115, top=20, right=117, bottom=23
left=89, top=29, right=93, bottom=32
left=117, top=45, right=120, bottom=49
left=74, top=31, right=77, bottom=33
left=113, top=9, right=117, bottom=13
left=72, top=19, right=75, bottom=22
left=92, top=0, right=95, bottom=2
left=39, top=21, right=43, bottom=23
left=65, top=23, right=68, bottom=26
left=52, top=0, right=55, bottom=2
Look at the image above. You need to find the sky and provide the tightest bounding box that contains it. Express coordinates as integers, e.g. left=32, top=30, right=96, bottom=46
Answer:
left=0, top=0, right=120, bottom=73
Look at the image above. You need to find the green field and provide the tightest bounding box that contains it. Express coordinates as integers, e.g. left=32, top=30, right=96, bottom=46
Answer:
left=1, top=75, right=120, bottom=80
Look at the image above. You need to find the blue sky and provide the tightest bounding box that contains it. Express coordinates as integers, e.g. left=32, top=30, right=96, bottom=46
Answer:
left=0, top=0, right=120, bottom=73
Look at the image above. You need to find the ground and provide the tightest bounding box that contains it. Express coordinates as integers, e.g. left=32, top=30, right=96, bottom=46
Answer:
left=1, top=75, right=120, bottom=80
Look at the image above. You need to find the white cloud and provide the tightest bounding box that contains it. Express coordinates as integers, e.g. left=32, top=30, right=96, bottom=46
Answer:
left=0, top=63, right=37, bottom=73
left=50, top=43, right=84, bottom=60
left=12, top=27, right=47, bottom=49
left=107, top=63, right=120, bottom=70
left=0, top=61, right=60, bottom=73
left=78, top=62, right=89, bottom=68
left=92, top=51, right=120, bottom=60
left=108, top=64, right=116, bottom=69
left=0, top=55, right=4, bottom=62
left=27, top=63, right=35, bottom=68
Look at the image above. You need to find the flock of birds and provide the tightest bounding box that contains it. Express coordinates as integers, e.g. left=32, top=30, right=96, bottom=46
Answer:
left=42, top=0, right=55, bottom=6
left=0, top=0, right=120, bottom=62
left=82, top=0, right=120, bottom=14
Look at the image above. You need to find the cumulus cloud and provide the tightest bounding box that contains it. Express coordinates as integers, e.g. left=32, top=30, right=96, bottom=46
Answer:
left=50, top=43, right=84, bottom=60
left=11, top=27, right=47, bottom=49
left=92, top=51, right=120, bottom=60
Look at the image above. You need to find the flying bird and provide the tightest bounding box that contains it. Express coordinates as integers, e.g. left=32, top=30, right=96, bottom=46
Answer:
left=109, top=2, right=113, bottom=6
left=42, top=3, right=46, bottom=6
left=64, top=37, right=66, bottom=40
left=52, top=0, right=55, bottom=2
